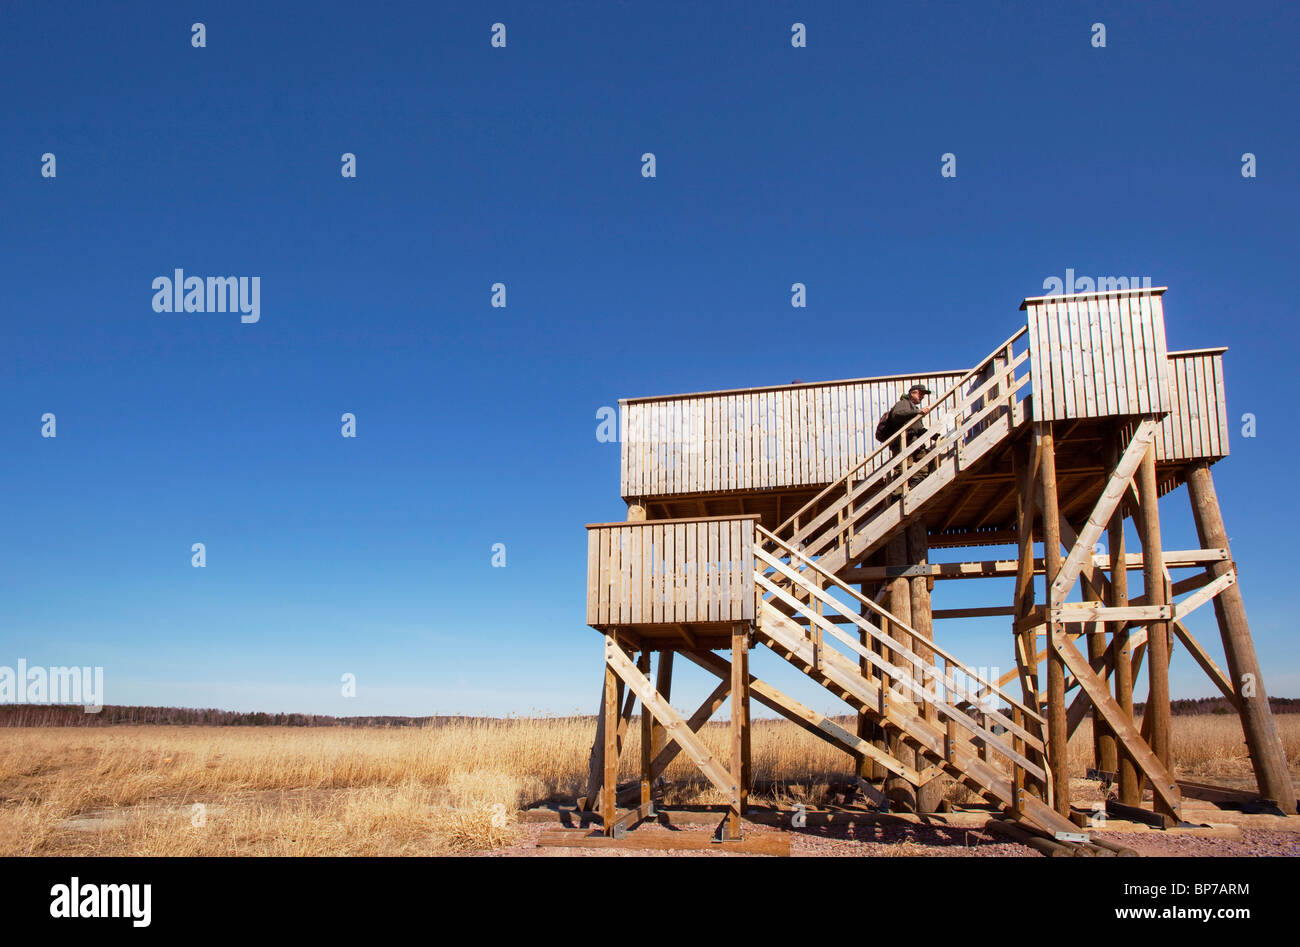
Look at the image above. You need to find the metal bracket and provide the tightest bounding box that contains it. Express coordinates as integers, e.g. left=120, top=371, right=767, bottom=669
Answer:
left=1053, top=830, right=1090, bottom=843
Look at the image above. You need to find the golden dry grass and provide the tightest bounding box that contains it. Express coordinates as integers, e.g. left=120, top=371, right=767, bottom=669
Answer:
left=0, top=714, right=1295, bottom=856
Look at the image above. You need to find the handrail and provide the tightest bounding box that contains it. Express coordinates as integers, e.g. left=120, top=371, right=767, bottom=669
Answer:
left=773, top=324, right=1029, bottom=539
left=756, top=525, right=1045, bottom=725
left=782, top=348, right=1031, bottom=561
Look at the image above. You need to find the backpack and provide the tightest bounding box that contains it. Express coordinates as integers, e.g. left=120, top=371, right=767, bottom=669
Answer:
left=874, top=411, right=894, bottom=443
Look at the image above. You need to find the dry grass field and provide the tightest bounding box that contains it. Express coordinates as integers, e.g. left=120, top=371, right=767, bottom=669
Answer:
left=1, top=714, right=1296, bottom=856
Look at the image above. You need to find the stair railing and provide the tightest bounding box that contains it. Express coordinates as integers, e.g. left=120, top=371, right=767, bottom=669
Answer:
left=756, top=525, right=1048, bottom=781
left=768, top=326, right=1031, bottom=574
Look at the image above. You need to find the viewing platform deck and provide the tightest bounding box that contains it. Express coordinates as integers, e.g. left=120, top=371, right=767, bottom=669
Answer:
left=619, top=288, right=1229, bottom=545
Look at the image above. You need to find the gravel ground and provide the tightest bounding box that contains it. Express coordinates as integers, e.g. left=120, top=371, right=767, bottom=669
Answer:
left=488, top=818, right=1300, bottom=857
left=1090, top=827, right=1300, bottom=857
left=488, top=819, right=1035, bottom=856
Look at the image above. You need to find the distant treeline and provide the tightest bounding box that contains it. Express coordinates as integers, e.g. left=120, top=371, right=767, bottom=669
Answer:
left=0, top=705, right=509, bottom=728
left=0, top=696, right=1295, bottom=728
left=1132, top=696, right=1300, bottom=716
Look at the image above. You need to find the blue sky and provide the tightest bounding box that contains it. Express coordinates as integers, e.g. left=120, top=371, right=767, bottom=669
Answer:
left=2, top=1, right=1297, bottom=717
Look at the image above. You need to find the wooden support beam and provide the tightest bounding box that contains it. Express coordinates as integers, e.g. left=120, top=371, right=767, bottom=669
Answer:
left=1083, top=570, right=1117, bottom=777
left=602, top=633, right=620, bottom=833
left=1170, top=616, right=1235, bottom=705
left=647, top=676, right=730, bottom=780
left=909, top=516, right=946, bottom=813
left=1106, top=437, right=1139, bottom=805
left=1049, top=419, right=1158, bottom=607
left=1065, top=627, right=1149, bottom=736
left=650, top=650, right=674, bottom=759
left=1051, top=629, right=1182, bottom=820
left=1011, top=434, right=1046, bottom=801
left=933, top=606, right=1017, bottom=620
left=604, top=639, right=736, bottom=800
left=679, top=648, right=925, bottom=784
left=1137, top=440, right=1175, bottom=819
left=638, top=650, right=653, bottom=809
left=858, top=561, right=886, bottom=781
left=584, top=660, right=626, bottom=813
left=839, top=549, right=1229, bottom=584
left=1038, top=423, right=1069, bottom=816
left=729, top=623, right=750, bottom=839
left=1186, top=461, right=1297, bottom=814
left=884, top=528, right=918, bottom=812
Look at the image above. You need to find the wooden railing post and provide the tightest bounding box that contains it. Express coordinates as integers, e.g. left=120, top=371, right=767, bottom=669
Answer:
left=1011, top=706, right=1026, bottom=817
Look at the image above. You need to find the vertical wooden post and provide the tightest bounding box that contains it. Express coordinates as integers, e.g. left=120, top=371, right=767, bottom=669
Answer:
left=739, top=626, right=752, bottom=814
left=585, top=672, right=625, bottom=812
left=603, top=632, right=620, bottom=834
left=1011, top=706, right=1026, bottom=817
left=1107, top=446, right=1140, bottom=805
left=1012, top=435, right=1046, bottom=800
left=1136, top=442, right=1175, bottom=819
left=1089, top=442, right=1120, bottom=778
left=1038, top=423, right=1070, bottom=816
left=1186, top=462, right=1297, bottom=814
left=650, top=650, right=674, bottom=759
left=1084, top=571, right=1117, bottom=775
left=728, top=622, right=750, bottom=839
left=858, top=552, right=886, bottom=782
left=884, top=530, right=917, bottom=812
left=908, top=517, right=945, bottom=813
left=638, top=649, right=652, bottom=809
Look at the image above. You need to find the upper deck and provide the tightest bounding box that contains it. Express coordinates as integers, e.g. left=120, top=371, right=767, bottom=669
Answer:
left=618, top=288, right=1229, bottom=535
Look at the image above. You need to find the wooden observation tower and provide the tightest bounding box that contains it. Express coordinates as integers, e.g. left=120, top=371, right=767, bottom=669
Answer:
left=579, top=286, right=1295, bottom=845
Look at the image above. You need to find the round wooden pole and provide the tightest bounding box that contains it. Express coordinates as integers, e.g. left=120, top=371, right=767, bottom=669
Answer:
left=638, top=649, right=653, bottom=808
left=1136, top=444, right=1175, bottom=818
left=858, top=553, right=886, bottom=782
left=1108, top=482, right=1140, bottom=805
left=1012, top=435, right=1046, bottom=800
left=884, top=530, right=917, bottom=812
left=908, top=517, right=946, bottom=813
left=603, top=632, right=620, bottom=833
left=1088, top=439, right=1120, bottom=778
left=1186, top=461, right=1296, bottom=814
left=1038, top=423, right=1071, bottom=817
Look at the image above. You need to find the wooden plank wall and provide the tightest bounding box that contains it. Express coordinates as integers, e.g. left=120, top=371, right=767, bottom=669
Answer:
left=586, top=517, right=757, bottom=627
left=1155, top=349, right=1230, bottom=461
left=620, top=372, right=972, bottom=499
left=1024, top=289, right=1172, bottom=423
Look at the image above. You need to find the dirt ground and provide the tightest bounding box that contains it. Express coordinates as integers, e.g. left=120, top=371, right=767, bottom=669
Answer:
left=487, top=817, right=1300, bottom=857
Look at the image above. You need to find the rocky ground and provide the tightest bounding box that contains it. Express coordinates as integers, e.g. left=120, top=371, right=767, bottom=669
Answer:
left=494, top=802, right=1300, bottom=857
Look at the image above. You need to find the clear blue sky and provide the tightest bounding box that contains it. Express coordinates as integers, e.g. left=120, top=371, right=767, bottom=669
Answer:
left=2, top=1, right=1297, bottom=717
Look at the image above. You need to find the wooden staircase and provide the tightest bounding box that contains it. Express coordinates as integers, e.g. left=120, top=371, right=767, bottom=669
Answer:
left=767, top=326, right=1032, bottom=575
left=745, top=330, right=1086, bottom=835
left=754, top=526, right=1079, bottom=837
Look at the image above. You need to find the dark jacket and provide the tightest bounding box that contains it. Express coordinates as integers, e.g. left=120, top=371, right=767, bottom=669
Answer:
left=881, top=395, right=924, bottom=443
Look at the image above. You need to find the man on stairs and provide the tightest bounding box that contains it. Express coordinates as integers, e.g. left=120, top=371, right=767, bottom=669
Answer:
left=876, top=383, right=932, bottom=492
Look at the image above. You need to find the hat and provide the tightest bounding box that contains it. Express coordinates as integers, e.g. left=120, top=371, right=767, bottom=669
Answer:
left=908, top=384, right=932, bottom=395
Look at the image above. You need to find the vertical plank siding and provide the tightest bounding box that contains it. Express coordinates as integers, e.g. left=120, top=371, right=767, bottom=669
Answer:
left=1155, top=349, right=1230, bottom=461
left=619, top=289, right=1225, bottom=501
left=586, top=517, right=757, bottom=627
left=620, top=372, right=970, bottom=499
left=1023, top=288, right=1172, bottom=422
